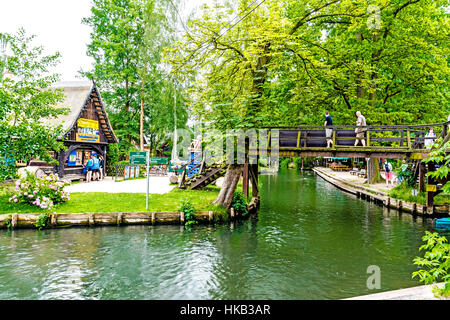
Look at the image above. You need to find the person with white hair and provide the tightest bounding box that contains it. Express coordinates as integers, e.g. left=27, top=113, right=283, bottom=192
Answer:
left=354, top=111, right=367, bottom=147
left=424, top=128, right=436, bottom=149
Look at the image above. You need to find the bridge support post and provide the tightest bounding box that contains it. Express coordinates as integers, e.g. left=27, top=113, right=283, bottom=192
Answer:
left=418, top=163, right=426, bottom=193
left=243, top=159, right=249, bottom=200
left=250, top=163, right=259, bottom=198
left=426, top=163, right=435, bottom=214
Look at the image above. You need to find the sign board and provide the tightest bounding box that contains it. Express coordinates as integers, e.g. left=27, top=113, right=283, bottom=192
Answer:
left=76, top=118, right=100, bottom=143
left=124, top=166, right=130, bottom=180
left=68, top=151, right=77, bottom=167
left=411, top=153, right=430, bottom=160
left=149, top=157, right=169, bottom=165
left=76, top=133, right=100, bottom=143
left=130, top=166, right=135, bottom=179
left=426, top=185, right=437, bottom=192
left=129, top=151, right=148, bottom=165
left=78, top=118, right=99, bottom=129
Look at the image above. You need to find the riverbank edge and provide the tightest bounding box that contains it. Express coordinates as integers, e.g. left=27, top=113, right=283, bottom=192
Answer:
left=0, top=197, right=260, bottom=230
left=344, top=282, right=448, bottom=300
left=313, top=167, right=449, bottom=216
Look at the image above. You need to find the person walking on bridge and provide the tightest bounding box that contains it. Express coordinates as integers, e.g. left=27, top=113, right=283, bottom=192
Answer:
left=324, top=111, right=333, bottom=148
left=354, top=111, right=367, bottom=147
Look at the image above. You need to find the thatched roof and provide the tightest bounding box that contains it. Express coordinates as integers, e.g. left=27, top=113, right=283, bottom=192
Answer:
left=47, top=81, right=92, bottom=132
left=46, top=81, right=118, bottom=144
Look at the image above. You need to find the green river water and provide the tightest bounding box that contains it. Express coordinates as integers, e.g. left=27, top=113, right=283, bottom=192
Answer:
left=0, top=169, right=443, bottom=300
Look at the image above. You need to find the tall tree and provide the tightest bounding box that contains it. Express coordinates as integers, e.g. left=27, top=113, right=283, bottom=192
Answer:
left=82, top=0, right=188, bottom=158
left=139, top=0, right=188, bottom=156
left=166, top=0, right=449, bottom=206
left=81, top=0, right=145, bottom=155
left=0, top=29, right=67, bottom=181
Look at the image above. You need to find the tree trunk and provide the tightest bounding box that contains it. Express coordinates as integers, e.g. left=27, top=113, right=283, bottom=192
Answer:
left=212, top=164, right=244, bottom=209
left=368, top=158, right=383, bottom=184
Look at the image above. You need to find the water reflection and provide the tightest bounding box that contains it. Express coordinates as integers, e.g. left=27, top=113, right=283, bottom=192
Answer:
left=0, top=169, right=438, bottom=300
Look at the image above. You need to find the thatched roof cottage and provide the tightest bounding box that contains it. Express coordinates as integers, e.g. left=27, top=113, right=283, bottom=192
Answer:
left=48, top=80, right=118, bottom=179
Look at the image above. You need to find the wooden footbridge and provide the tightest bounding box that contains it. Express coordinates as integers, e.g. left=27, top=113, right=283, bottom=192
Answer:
left=178, top=121, right=449, bottom=214
left=265, top=121, right=449, bottom=160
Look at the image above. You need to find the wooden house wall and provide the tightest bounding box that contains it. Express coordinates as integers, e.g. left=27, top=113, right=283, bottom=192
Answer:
left=67, top=97, right=108, bottom=143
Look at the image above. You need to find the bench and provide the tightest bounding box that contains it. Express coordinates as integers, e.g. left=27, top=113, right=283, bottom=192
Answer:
left=357, top=169, right=367, bottom=178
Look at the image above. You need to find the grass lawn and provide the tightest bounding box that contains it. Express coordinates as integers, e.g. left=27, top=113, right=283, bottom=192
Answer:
left=389, top=184, right=449, bottom=205
left=0, top=186, right=226, bottom=215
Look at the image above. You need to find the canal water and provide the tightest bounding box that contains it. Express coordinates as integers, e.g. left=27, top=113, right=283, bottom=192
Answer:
left=0, top=169, right=442, bottom=300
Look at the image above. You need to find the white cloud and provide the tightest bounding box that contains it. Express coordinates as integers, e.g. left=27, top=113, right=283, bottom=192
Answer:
left=0, top=0, right=217, bottom=81
left=0, top=0, right=95, bottom=81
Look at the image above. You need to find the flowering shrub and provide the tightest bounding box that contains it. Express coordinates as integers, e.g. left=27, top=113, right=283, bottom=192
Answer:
left=9, top=172, right=70, bottom=210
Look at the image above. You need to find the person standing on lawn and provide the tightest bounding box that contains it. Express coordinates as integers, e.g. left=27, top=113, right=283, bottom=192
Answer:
left=354, top=111, right=367, bottom=147
left=324, top=111, right=333, bottom=148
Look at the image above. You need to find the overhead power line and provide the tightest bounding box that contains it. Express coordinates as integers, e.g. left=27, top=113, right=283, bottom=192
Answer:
left=167, top=0, right=268, bottom=79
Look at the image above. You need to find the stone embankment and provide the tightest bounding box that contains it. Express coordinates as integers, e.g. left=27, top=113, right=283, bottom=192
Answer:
left=313, top=168, right=449, bottom=216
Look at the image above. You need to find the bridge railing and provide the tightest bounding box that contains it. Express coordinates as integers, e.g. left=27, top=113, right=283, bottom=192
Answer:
left=264, top=121, right=449, bottom=150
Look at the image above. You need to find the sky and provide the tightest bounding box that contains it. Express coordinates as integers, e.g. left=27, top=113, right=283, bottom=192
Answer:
left=0, top=0, right=212, bottom=82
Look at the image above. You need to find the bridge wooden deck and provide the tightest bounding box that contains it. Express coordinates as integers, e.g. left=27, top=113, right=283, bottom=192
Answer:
left=259, top=121, right=449, bottom=159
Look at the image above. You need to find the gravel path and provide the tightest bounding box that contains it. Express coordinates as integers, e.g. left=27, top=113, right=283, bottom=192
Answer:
left=64, top=176, right=176, bottom=194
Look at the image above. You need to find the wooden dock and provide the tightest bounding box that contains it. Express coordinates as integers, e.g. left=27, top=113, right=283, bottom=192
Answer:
left=344, top=283, right=447, bottom=300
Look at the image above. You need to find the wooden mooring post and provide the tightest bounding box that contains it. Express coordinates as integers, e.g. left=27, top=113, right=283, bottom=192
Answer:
left=243, top=157, right=249, bottom=199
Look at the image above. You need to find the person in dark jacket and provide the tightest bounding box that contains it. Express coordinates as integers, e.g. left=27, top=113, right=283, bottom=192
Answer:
left=99, top=155, right=105, bottom=180
left=324, top=111, right=333, bottom=148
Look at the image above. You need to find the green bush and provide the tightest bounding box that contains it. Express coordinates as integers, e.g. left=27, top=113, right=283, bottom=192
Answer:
left=293, top=157, right=316, bottom=169
left=390, top=183, right=449, bottom=205
left=413, top=231, right=450, bottom=297
left=423, top=140, right=450, bottom=194
left=231, top=192, right=248, bottom=217
left=4, top=214, right=12, bottom=229
left=396, top=163, right=416, bottom=187
left=107, top=143, right=120, bottom=167
left=0, top=160, right=17, bottom=182
left=279, top=157, right=291, bottom=169
left=180, top=199, right=197, bottom=227
left=35, top=212, right=50, bottom=230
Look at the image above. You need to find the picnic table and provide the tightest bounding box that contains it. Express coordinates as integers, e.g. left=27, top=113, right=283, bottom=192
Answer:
left=330, top=164, right=351, bottom=172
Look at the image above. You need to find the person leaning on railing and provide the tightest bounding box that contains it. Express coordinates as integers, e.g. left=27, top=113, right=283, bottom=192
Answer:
left=424, top=128, right=436, bottom=149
